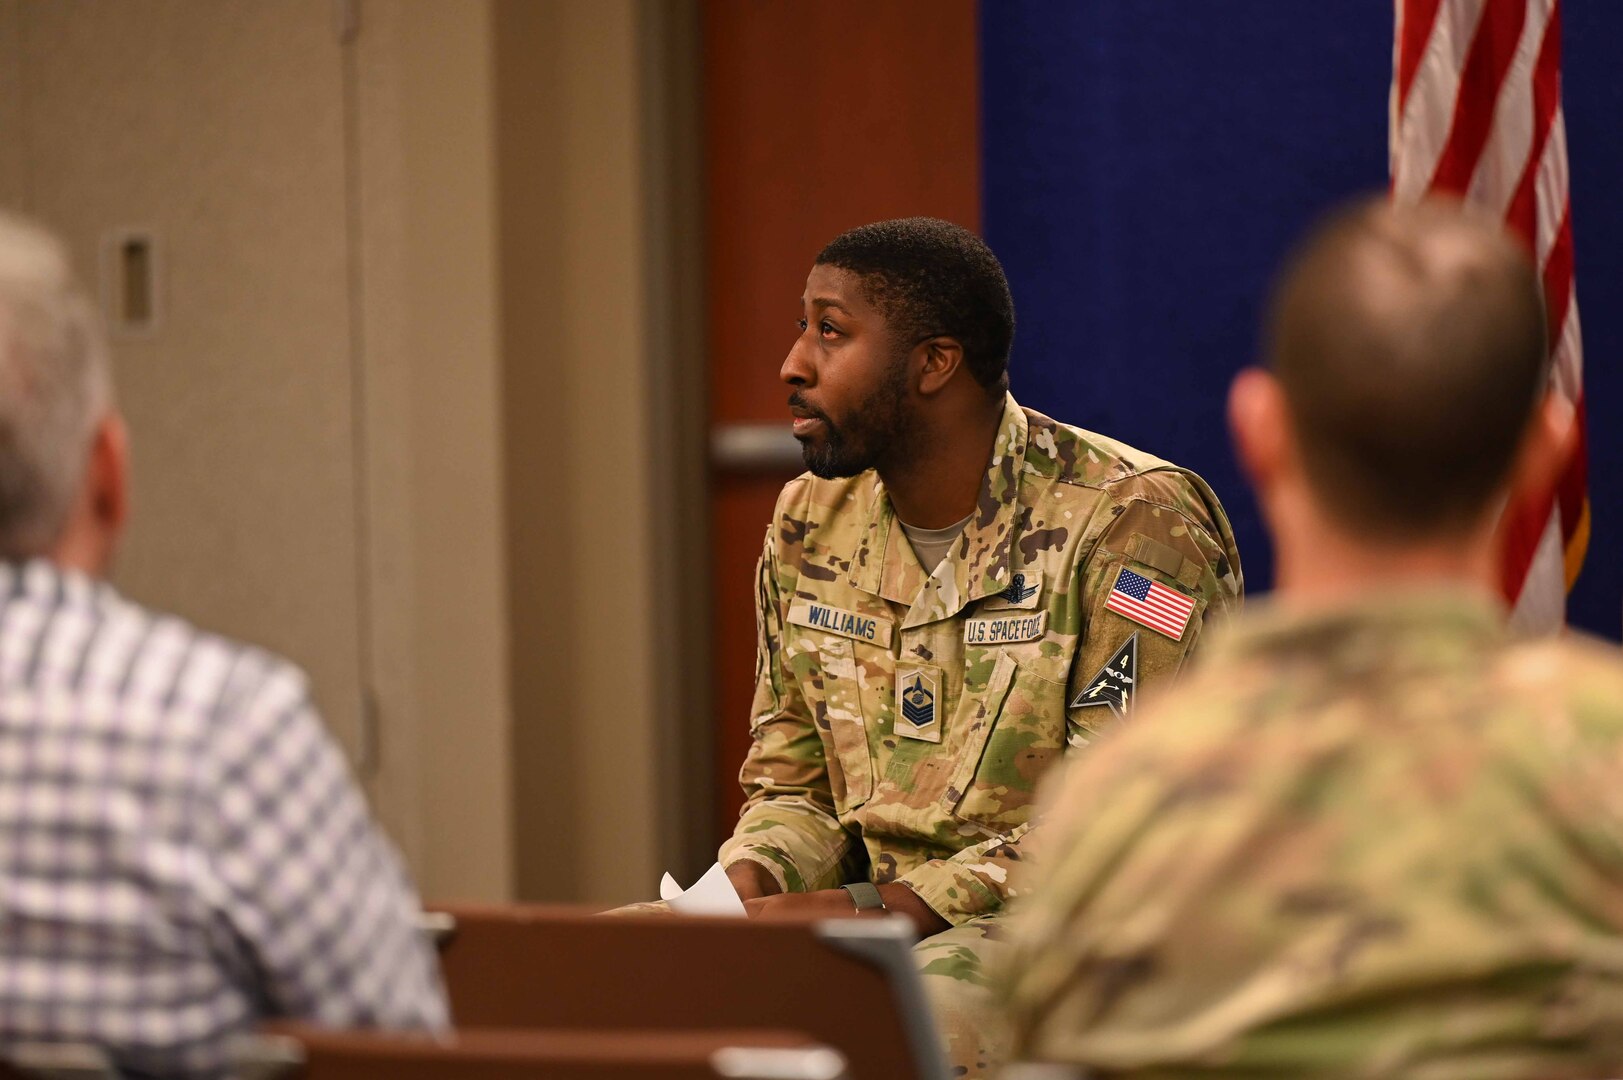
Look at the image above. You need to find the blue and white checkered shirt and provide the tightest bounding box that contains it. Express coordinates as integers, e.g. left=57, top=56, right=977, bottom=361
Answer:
left=0, top=560, right=448, bottom=1077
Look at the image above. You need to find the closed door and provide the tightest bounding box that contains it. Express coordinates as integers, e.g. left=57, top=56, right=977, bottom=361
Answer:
left=702, top=0, right=982, bottom=842
left=1, top=0, right=368, bottom=767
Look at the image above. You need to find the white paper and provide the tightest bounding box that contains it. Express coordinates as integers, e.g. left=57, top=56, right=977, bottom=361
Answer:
left=657, top=861, right=747, bottom=916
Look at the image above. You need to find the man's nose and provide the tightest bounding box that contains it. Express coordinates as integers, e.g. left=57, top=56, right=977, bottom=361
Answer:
left=780, top=335, right=813, bottom=387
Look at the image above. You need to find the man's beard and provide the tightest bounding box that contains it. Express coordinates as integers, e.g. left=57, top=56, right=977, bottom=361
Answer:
left=791, top=357, right=914, bottom=480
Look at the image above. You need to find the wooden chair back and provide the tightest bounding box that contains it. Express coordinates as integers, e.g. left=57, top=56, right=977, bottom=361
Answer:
left=427, top=905, right=946, bottom=1080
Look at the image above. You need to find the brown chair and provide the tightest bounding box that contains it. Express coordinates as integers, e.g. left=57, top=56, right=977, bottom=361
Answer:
left=233, top=1027, right=845, bottom=1080
left=426, top=905, right=946, bottom=1080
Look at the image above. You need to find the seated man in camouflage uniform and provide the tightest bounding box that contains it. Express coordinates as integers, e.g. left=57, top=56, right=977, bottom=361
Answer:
left=719, top=218, right=1243, bottom=1077
left=1000, top=199, right=1623, bottom=1078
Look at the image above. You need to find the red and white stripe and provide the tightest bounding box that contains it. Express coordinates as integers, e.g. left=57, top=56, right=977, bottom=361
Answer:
left=1390, top=0, right=1588, bottom=634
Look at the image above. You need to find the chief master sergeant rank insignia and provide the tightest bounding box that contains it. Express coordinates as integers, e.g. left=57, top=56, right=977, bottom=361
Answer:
left=1070, top=632, right=1138, bottom=717
left=894, top=666, right=941, bottom=743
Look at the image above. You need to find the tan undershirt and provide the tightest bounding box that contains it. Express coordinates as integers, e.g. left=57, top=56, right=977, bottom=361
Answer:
left=899, top=512, right=974, bottom=576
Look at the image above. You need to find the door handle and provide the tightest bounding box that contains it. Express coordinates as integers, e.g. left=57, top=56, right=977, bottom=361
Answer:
left=710, top=422, right=803, bottom=472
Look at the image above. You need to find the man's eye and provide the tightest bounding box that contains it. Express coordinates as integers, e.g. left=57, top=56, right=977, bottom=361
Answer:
left=820, top=320, right=839, bottom=338
left=796, top=318, right=808, bottom=332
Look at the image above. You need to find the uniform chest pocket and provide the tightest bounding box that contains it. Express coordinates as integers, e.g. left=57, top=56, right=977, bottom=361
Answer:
left=809, top=636, right=874, bottom=811
left=943, top=651, right=1068, bottom=830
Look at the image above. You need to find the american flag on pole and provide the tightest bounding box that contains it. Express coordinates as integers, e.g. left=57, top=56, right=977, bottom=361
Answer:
left=1390, top=0, right=1587, bottom=633
left=1105, top=568, right=1196, bottom=641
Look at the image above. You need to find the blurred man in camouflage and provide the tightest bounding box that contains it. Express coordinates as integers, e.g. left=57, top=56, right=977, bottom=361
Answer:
left=999, top=198, right=1623, bottom=1078
left=718, top=218, right=1243, bottom=1077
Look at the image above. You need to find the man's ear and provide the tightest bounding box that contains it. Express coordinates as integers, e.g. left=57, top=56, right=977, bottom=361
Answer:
left=86, top=410, right=130, bottom=561
left=1506, top=392, right=1576, bottom=508
left=1228, top=367, right=1291, bottom=496
left=916, top=336, right=966, bottom=396
left=50, top=409, right=130, bottom=577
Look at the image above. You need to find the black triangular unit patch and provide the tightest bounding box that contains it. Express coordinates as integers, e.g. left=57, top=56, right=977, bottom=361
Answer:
left=1069, top=632, right=1138, bottom=717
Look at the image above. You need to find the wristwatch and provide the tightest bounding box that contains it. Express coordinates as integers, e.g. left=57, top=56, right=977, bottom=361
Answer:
left=842, top=882, right=887, bottom=913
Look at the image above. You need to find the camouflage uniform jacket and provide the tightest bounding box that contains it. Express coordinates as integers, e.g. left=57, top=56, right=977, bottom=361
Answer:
left=1001, top=589, right=1623, bottom=1078
left=719, top=395, right=1242, bottom=926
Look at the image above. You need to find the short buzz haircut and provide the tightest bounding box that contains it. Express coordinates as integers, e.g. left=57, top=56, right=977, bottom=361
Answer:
left=816, top=217, right=1015, bottom=397
left=1267, top=196, right=1548, bottom=539
left=0, top=212, right=113, bottom=559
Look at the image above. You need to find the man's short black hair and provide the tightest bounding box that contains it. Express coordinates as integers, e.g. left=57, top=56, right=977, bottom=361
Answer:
left=816, top=217, right=1015, bottom=396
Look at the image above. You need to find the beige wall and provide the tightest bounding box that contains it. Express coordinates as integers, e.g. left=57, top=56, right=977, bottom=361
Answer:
left=0, top=0, right=701, bottom=905
left=0, top=2, right=23, bottom=207
left=353, top=1, right=516, bottom=902
left=497, top=0, right=707, bottom=905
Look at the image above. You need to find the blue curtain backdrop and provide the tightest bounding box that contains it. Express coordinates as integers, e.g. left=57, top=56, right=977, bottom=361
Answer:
left=981, top=3, right=1622, bottom=639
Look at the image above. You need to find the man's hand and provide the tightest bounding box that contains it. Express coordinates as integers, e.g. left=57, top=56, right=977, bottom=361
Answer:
left=725, top=860, right=783, bottom=901
left=875, top=883, right=950, bottom=938
left=742, top=884, right=950, bottom=939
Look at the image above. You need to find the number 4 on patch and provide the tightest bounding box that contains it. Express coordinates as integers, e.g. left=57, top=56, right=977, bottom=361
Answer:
left=1069, top=633, right=1137, bottom=718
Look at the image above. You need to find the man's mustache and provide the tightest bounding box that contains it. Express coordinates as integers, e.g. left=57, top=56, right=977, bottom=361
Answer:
left=786, top=392, right=831, bottom=425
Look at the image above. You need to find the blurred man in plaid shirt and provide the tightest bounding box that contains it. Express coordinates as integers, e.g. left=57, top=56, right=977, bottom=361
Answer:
left=0, top=211, right=447, bottom=1077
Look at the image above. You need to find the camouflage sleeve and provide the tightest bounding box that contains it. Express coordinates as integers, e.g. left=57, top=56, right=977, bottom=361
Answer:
left=896, top=471, right=1242, bottom=925
left=994, top=718, right=1170, bottom=1060
left=897, top=824, right=1034, bottom=925
left=718, top=527, right=855, bottom=893
left=1066, top=469, right=1243, bottom=742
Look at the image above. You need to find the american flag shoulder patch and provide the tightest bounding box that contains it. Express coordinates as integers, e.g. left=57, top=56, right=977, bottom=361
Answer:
left=1105, top=567, right=1196, bottom=641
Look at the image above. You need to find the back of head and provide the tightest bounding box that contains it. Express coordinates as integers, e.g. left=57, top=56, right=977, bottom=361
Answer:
left=0, top=212, right=111, bottom=559
left=1267, top=197, right=1547, bottom=539
left=816, top=217, right=1015, bottom=397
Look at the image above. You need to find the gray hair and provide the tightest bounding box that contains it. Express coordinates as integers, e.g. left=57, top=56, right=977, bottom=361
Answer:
left=0, top=211, right=112, bottom=559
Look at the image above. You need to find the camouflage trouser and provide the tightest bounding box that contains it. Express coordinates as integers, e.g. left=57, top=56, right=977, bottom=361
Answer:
left=914, top=915, right=1012, bottom=1080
